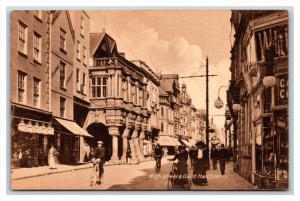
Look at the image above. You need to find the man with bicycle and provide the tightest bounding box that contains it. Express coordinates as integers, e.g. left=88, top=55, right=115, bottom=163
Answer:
left=153, top=140, right=163, bottom=172
left=91, top=141, right=106, bottom=185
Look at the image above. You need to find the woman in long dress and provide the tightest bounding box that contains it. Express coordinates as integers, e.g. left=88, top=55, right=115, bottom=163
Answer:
left=192, top=142, right=208, bottom=185
left=168, top=145, right=189, bottom=186
left=48, top=145, right=58, bottom=169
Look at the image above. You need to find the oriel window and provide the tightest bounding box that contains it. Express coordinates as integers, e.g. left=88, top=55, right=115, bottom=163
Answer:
left=17, top=71, right=27, bottom=103
left=33, top=32, right=41, bottom=62
left=59, top=61, right=66, bottom=89
left=91, top=76, right=107, bottom=98
left=18, top=21, right=27, bottom=54
left=33, top=77, right=41, bottom=107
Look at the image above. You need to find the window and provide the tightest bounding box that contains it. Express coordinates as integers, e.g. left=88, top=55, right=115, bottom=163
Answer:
left=122, top=80, right=127, bottom=100
left=82, top=73, right=86, bottom=94
left=161, top=122, right=164, bottom=132
left=33, top=77, right=40, bottom=107
left=59, top=28, right=66, bottom=52
left=60, top=97, right=66, bottom=118
left=83, top=46, right=86, bottom=65
left=17, top=71, right=27, bottom=103
left=76, top=69, right=80, bottom=91
left=34, top=10, right=42, bottom=21
left=18, top=21, right=27, bottom=54
left=139, top=88, right=143, bottom=106
left=91, top=77, right=107, bottom=98
left=59, top=61, right=66, bottom=89
left=80, top=16, right=84, bottom=36
left=76, top=41, right=80, bottom=60
left=33, top=32, right=41, bottom=62
left=131, top=84, right=136, bottom=103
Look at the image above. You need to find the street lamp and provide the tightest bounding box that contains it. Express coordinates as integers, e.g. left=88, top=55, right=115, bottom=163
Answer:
left=263, top=42, right=276, bottom=88
left=214, top=85, right=228, bottom=109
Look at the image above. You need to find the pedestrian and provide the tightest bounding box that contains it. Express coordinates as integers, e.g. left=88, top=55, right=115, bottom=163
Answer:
left=192, top=141, right=208, bottom=186
left=189, top=146, right=197, bottom=166
left=168, top=145, right=189, bottom=186
left=48, top=145, right=59, bottom=169
left=91, top=141, right=105, bottom=185
left=153, top=141, right=163, bottom=172
left=218, top=144, right=228, bottom=175
left=84, top=143, right=91, bottom=162
left=126, top=148, right=132, bottom=165
left=211, top=146, right=218, bottom=170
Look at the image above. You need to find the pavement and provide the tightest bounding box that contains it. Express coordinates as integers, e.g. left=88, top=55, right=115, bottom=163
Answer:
left=11, top=157, right=153, bottom=180
left=11, top=158, right=255, bottom=191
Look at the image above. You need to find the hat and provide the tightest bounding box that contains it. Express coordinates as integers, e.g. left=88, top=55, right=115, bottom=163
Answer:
left=97, top=141, right=103, bottom=145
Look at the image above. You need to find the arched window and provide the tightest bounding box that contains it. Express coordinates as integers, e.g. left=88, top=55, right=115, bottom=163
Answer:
left=161, top=106, right=164, bottom=117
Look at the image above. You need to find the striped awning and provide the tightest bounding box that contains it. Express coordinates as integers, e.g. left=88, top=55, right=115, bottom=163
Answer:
left=55, top=118, right=93, bottom=138
left=158, top=135, right=181, bottom=146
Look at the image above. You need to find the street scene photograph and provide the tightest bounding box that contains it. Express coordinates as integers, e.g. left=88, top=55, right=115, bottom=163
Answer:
left=10, top=9, right=288, bottom=191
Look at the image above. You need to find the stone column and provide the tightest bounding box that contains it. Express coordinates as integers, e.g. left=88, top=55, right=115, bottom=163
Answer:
left=108, top=76, right=112, bottom=97
left=108, top=126, right=120, bottom=164
left=138, top=130, right=145, bottom=161
left=129, top=129, right=138, bottom=164
left=121, top=127, right=130, bottom=164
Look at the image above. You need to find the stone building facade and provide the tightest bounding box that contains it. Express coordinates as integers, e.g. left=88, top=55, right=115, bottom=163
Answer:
left=229, top=10, right=288, bottom=189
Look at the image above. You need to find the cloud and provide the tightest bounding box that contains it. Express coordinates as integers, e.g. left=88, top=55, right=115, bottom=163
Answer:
left=90, top=12, right=231, bottom=129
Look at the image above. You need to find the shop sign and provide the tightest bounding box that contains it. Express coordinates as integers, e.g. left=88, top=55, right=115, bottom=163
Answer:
left=275, top=74, right=288, bottom=106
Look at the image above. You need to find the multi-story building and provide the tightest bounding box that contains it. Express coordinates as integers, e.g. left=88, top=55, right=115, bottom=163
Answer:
left=82, top=32, right=159, bottom=164
left=10, top=10, right=54, bottom=168
left=228, top=10, right=288, bottom=189
left=69, top=10, right=91, bottom=162
left=131, top=60, right=160, bottom=157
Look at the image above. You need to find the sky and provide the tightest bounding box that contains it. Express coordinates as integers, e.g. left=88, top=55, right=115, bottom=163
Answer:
left=88, top=10, right=232, bottom=131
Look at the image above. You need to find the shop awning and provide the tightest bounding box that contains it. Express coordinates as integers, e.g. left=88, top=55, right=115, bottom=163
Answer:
left=180, top=139, right=191, bottom=147
left=55, top=118, right=93, bottom=138
left=18, top=121, right=54, bottom=135
left=158, top=135, right=181, bottom=146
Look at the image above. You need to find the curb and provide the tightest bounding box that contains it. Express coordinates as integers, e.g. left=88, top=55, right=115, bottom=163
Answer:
left=12, top=158, right=155, bottom=181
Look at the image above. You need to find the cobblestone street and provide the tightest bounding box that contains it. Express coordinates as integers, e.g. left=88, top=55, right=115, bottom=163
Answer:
left=11, top=159, right=255, bottom=191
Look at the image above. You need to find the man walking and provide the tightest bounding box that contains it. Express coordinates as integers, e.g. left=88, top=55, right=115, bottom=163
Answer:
left=218, top=144, right=228, bottom=175
left=93, top=141, right=106, bottom=185
left=211, top=146, right=218, bottom=170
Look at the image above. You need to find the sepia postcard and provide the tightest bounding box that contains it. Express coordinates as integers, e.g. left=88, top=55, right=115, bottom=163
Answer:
left=10, top=9, right=288, bottom=191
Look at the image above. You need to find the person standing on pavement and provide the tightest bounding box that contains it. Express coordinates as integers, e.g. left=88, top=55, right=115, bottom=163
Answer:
left=48, top=145, right=58, bottom=169
left=153, top=141, right=163, bottom=172
left=218, top=144, right=228, bottom=175
left=92, top=141, right=106, bottom=185
left=192, top=142, right=209, bottom=186
left=211, top=146, right=218, bottom=170
left=189, top=146, right=197, bottom=166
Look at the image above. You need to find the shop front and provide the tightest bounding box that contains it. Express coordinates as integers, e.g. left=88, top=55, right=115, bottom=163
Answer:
left=11, top=103, right=54, bottom=168
left=53, top=117, right=93, bottom=164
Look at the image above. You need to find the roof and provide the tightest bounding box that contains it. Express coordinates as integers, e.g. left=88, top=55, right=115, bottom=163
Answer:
left=159, top=87, right=169, bottom=96
left=89, top=32, right=118, bottom=56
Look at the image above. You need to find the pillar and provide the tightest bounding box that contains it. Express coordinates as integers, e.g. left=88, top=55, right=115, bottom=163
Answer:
left=130, top=129, right=139, bottom=164
left=108, top=126, right=120, bottom=164
left=43, top=136, right=48, bottom=153
left=138, top=130, right=145, bottom=161
left=121, top=127, right=129, bottom=163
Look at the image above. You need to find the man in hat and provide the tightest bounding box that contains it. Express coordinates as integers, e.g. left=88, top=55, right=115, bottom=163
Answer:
left=93, top=141, right=106, bottom=185
left=218, top=144, right=228, bottom=175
